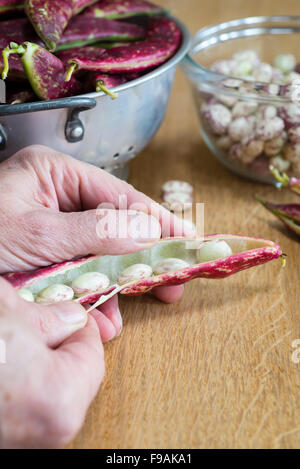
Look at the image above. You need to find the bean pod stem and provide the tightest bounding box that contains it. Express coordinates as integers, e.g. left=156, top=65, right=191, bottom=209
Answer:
left=270, top=165, right=300, bottom=197
left=2, top=42, right=25, bottom=79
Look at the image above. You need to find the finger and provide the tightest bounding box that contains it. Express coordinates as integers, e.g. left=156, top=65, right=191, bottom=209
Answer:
left=51, top=317, right=105, bottom=440
left=73, top=167, right=196, bottom=238
left=152, top=285, right=185, bottom=304
left=96, top=295, right=122, bottom=337
left=0, top=276, right=87, bottom=348
left=21, top=300, right=87, bottom=349
left=34, top=208, right=162, bottom=261
left=88, top=295, right=122, bottom=343
left=89, top=309, right=118, bottom=343
left=37, top=302, right=88, bottom=348
left=24, top=145, right=195, bottom=238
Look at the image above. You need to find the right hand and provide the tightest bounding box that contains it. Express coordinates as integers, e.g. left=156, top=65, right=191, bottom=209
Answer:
left=0, top=276, right=117, bottom=448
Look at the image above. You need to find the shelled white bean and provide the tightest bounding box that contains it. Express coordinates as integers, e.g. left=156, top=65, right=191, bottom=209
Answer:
left=200, top=50, right=300, bottom=176
left=35, top=284, right=74, bottom=304
left=197, top=240, right=233, bottom=263
left=153, top=258, right=190, bottom=275
left=118, top=264, right=153, bottom=285
left=71, top=272, right=110, bottom=296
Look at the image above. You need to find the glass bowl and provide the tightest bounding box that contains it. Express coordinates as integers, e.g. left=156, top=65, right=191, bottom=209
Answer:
left=181, top=16, right=300, bottom=184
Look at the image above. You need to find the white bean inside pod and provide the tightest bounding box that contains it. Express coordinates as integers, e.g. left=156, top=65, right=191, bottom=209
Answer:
left=35, top=284, right=74, bottom=304
left=153, top=258, right=190, bottom=275
left=71, top=272, right=110, bottom=296
left=197, top=240, right=233, bottom=263
left=18, top=288, right=35, bottom=302
left=117, top=264, right=153, bottom=285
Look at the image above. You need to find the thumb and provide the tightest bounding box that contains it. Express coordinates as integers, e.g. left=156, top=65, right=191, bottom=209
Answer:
left=46, top=317, right=105, bottom=443
left=26, top=301, right=88, bottom=348
left=19, top=295, right=88, bottom=348
left=45, top=208, right=162, bottom=259
left=0, top=277, right=87, bottom=348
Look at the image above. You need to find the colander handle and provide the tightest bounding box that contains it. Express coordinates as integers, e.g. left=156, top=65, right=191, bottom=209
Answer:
left=0, top=96, right=97, bottom=116
left=0, top=96, right=97, bottom=147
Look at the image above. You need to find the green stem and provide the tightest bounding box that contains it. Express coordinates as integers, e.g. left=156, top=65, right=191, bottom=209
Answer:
left=65, top=63, right=77, bottom=82
left=280, top=254, right=287, bottom=267
left=269, top=165, right=290, bottom=188
left=255, top=194, right=269, bottom=210
left=96, top=80, right=118, bottom=99
left=2, top=43, right=25, bottom=80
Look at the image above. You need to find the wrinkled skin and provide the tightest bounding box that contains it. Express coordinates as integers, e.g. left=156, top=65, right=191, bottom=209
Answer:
left=0, top=145, right=194, bottom=275
left=0, top=277, right=106, bottom=448
left=0, top=145, right=193, bottom=448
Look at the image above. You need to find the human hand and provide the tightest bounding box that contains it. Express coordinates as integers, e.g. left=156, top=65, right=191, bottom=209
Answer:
left=0, top=277, right=114, bottom=448
left=0, top=145, right=194, bottom=304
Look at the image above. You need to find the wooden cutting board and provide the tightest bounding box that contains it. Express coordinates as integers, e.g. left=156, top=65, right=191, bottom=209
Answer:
left=69, top=0, right=300, bottom=449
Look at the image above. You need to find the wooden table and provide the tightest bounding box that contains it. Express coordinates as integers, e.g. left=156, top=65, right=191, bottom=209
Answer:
left=70, top=0, right=300, bottom=449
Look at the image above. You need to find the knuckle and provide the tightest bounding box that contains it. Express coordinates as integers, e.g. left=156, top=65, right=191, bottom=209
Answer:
left=12, top=145, right=68, bottom=169
left=10, top=145, right=47, bottom=165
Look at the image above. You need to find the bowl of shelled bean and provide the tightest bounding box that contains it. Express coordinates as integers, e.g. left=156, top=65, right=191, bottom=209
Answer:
left=181, top=16, right=300, bottom=184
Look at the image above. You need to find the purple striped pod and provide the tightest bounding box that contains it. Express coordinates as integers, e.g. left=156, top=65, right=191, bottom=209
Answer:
left=24, top=0, right=99, bottom=50
left=4, top=235, right=282, bottom=309
left=64, top=16, right=181, bottom=79
left=0, top=0, right=23, bottom=16
left=2, top=42, right=82, bottom=100
left=82, top=0, right=166, bottom=20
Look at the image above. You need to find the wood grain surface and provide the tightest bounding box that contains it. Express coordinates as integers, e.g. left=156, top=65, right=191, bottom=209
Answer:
left=69, top=0, right=300, bottom=449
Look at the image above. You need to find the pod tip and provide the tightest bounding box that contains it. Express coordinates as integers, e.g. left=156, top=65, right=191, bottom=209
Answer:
left=65, top=62, right=77, bottom=82
left=269, top=165, right=290, bottom=188
left=280, top=253, right=287, bottom=267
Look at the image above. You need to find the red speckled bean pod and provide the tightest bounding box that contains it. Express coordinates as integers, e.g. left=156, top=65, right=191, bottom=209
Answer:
left=63, top=16, right=181, bottom=78
left=82, top=0, right=166, bottom=19
left=25, top=0, right=99, bottom=50
left=257, top=195, right=300, bottom=236
left=2, top=42, right=82, bottom=99
left=0, top=0, right=23, bottom=16
left=4, top=235, right=282, bottom=309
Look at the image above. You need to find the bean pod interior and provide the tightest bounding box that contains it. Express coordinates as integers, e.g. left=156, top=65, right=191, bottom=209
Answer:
left=5, top=235, right=282, bottom=309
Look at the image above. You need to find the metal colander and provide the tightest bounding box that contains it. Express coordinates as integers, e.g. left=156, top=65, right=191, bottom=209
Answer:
left=0, top=16, right=190, bottom=179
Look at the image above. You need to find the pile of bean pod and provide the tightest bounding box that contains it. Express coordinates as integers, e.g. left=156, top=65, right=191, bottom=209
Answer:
left=199, top=50, right=300, bottom=178
left=17, top=239, right=233, bottom=304
left=0, top=0, right=182, bottom=102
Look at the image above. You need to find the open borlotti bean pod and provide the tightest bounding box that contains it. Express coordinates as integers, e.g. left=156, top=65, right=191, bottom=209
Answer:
left=4, top=235, right=282, bottom=311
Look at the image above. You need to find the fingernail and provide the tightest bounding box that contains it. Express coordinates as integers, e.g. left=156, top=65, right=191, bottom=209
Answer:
left=117, top=308, right=123, bottom=336
left=129, top=213, right=161, bottom=244
left=52, top=302, right=87, bottom=324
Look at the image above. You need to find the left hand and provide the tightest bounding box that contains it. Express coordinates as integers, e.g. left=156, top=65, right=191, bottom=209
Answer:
left=0, top=145, right=194, bottom=311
